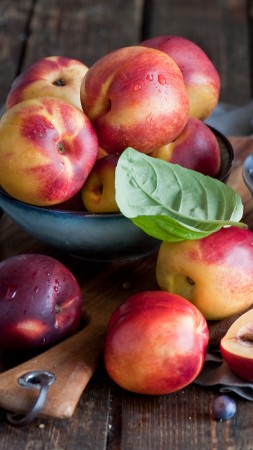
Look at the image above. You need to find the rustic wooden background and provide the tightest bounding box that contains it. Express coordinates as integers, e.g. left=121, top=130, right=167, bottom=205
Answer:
left=0, top=2, right=253, bottom=449
left=0, top=0, right=252, bottom=110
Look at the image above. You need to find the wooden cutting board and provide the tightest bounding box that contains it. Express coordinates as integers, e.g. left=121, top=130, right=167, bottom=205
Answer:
left=0, top=288, right=123, bottom=420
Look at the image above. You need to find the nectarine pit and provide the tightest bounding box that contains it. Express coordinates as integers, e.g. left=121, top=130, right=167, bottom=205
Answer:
left=237, top=324, right=253, bottom=346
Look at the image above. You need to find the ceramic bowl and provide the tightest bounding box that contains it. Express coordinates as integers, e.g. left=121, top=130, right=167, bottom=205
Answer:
left=210, top=126, right=234, bottom=182
left=243, top=154, right=253, bottom=197
left=0, top=128, right=234, bottom=261
left=0, top=192, right=160, bottom=261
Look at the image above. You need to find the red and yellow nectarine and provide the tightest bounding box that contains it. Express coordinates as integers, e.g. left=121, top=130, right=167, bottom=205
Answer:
left=0, top=97, right=98, bottom=206
left=0, top=254, right=83, bottom=350
left=6, top=56, right=88, bottom=110
left=80, top=46, right=189, bottom=154
left=220, top=309, right=253, bottom=382
left=104, top=290, right=209, bottom=395
left=152, top=117, right=221, bottom=177
left=81, top=154, right=120, bottom=213
left=156, top=226, right=253, bottom=320
left=140, top=35, right=220, bottom=120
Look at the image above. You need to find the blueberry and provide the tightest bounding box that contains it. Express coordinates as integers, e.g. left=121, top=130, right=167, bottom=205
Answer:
left=212, top=395, right=237, bottom=421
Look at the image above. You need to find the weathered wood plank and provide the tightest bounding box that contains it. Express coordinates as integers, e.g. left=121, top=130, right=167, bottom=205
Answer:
left=145, top=0, right=252, bottom=105
left=1, top=0, right=252, bottom=108
left=0, top=372, right=111, bottom=450
left=22, top=0, right=145, bottom=68
left=0, top=1, right=34, bottom=108
left=0, top=0, right=145, bottom=108
left=108, top=382, right=253, bottom=450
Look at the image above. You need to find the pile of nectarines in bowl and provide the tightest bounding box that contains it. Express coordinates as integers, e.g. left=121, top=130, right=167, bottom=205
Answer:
left=0, top=36, right=234, bottom=260
left=0, top=127, right=233, bottom=261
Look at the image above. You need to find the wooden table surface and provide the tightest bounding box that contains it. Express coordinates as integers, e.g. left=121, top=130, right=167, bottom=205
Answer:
left=1, top=2, right=253, bottom=449
left=0, top=138, right=252, bottom=449
left=1, top=0, right=253, bottom=107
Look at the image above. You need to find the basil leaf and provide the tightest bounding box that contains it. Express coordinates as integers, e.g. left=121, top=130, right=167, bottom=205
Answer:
left=131, top=215, right=220, bottom=242
left=115, top=147, right=244, bottom=242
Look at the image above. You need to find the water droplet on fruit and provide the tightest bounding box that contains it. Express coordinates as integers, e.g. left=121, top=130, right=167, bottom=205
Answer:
left=54, top=286, right=59, bottom=293
left=55, top=305, right=61, bottom=314
left=5, top=286, right=17, bottom=300
left=134, top=83, right=142, bottom=91
left=158, top=75, right=167, bottom=85
left=146, top=74, right=153, bottom=81
left=34, top=286, right=39, bottom=293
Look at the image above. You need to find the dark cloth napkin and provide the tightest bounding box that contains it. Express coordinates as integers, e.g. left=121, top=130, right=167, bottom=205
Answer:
left=194, top=306, right=253, bottom=401
left=205, top=100, right=253, bottom=136
left=194, top=352, right=253, bottom=401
